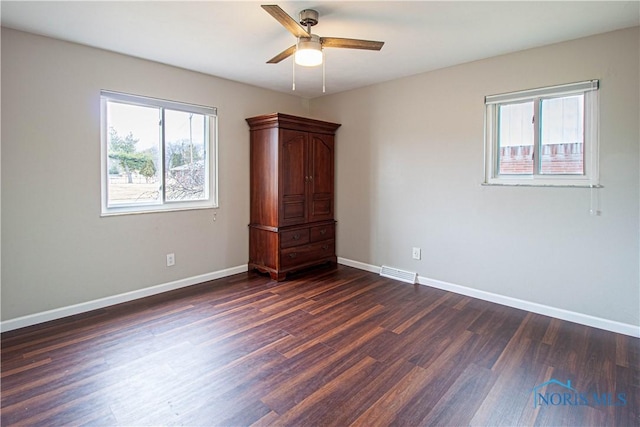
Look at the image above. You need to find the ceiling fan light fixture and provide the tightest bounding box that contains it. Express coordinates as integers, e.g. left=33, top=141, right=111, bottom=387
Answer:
left=295, top=35, right=323, bottom=67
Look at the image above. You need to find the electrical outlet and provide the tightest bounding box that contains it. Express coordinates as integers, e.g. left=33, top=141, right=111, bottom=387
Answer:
left=412, top=247, right=421, bottom=260
left=166, top=253, right=175, bottom=267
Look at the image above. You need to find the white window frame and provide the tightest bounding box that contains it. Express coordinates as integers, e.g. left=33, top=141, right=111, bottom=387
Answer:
left=484, top=80, right=600, bottom=187
left=100, top=90, right=218, bottom=216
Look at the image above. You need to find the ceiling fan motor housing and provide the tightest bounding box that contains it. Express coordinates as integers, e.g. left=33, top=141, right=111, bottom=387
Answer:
left=299, top=9, right=319, bottom=27
left=261, top=5, right=384, bottom=65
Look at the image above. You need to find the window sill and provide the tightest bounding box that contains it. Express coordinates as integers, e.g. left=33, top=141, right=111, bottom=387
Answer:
left=481, top=182, right=602, bottom=188
left=101, top=204, right=218, bottom=217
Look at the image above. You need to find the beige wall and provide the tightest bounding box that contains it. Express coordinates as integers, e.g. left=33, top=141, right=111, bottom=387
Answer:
left=3, top=26, right=639, bottom=329
left=1, top=28, right=308, bottom=320
left=310, top=27, right=640, bottom=326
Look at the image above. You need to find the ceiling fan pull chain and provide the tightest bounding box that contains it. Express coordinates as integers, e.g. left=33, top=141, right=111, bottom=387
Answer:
left=322, top=50, right=326, bottom=93
left=292, top=41, right=296, bottom=90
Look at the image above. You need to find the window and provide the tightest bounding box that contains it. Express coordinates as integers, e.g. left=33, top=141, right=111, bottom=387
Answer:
left=484, top=80, right=599, bottom=187
left=100, top=91, right=218, bottom=215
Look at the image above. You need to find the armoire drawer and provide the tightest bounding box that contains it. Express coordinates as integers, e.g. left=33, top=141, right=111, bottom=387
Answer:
left=310, top=224, right=335, bottom=242
left=280, top=228, right=310, bottom=249
left=280, top=240, right=335, bottom=268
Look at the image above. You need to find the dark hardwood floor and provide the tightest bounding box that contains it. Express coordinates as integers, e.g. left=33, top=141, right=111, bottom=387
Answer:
left=2, top=265, right=638, bottom=426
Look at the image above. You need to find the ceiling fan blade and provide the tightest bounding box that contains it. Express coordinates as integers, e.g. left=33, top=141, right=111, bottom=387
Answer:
left=262, top=5, right=309, bottom=38
left=320, top=37, right=384, bottom=51
left=267, top=45, right=296, bottom=64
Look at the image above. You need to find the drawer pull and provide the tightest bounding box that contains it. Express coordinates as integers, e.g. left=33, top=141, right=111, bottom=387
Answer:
left=322, top=245, right=329, bottom=250
left=292, top=234, right=300, bottom=240
left=289, top=253, right=297, bottom=258
left=319, top=229, right=327, bottom=235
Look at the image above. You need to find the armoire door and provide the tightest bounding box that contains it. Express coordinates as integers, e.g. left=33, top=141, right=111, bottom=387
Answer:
left=280, top=129, right=308, bottom=226
left=307, top=132, right=334, bottom=223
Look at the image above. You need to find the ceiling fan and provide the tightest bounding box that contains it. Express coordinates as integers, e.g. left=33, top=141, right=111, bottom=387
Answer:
left=262, top=4, right=384, bottom=67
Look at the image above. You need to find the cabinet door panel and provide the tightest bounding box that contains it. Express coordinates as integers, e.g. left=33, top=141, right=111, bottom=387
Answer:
left=310, top=199, right=332, bottom=219
left=280, top=130, right=307, bottom=225
left=282, top=201, right=305, bottom=224
left=308, top=133, right=334, bottom=222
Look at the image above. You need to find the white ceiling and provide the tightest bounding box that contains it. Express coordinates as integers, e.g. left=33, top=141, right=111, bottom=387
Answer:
left=2, top=1, right=639, bottom=98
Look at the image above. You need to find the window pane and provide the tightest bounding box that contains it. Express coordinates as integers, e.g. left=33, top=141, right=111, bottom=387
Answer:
left=498, top=102, right=534, bottom=175
left=540, top=95, right=584, bottom=175
left=164, top=110, right=208, bottom=201
left=106, top=102, right=161, bottom=206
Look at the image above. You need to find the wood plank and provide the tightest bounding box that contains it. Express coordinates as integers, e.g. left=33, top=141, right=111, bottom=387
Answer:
left=1, top=265, right=637, bottom=426
left=419, top=363, right=498, bottom=426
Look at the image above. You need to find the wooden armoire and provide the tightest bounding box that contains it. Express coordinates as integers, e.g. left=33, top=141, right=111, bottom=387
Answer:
left=246, top=113, right=341, bottom=281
